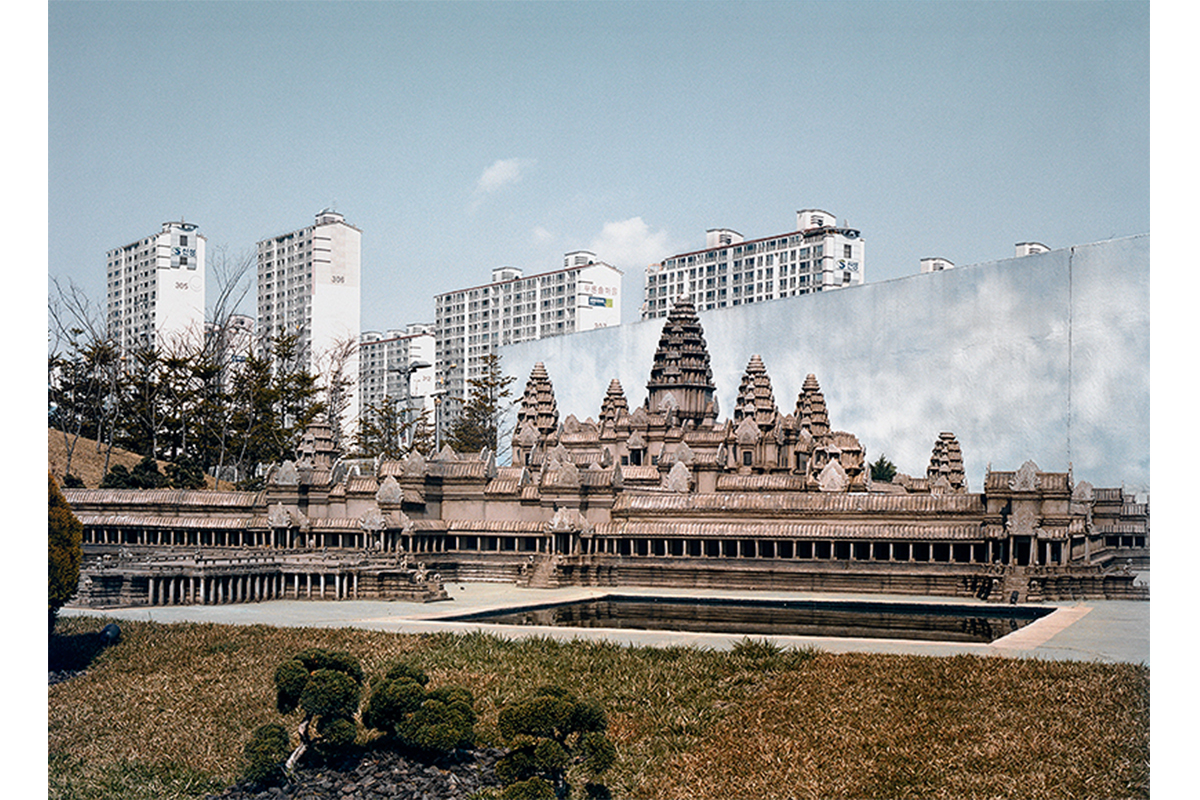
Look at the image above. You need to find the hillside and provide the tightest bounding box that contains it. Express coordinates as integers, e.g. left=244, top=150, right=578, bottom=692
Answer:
left=47, top=428, right=232, bottom=490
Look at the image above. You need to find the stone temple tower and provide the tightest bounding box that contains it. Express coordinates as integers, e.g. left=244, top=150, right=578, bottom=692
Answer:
left=644, top=297, right=716, bottom=424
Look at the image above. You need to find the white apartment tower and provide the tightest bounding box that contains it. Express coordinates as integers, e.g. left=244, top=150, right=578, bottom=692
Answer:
left=204, top=313, right=255, bottom=391
left=642, top=209, right=864, bottom=319
left=1015, top=242, right=1050, bottom=257
left=256, top=209, right=362, bottom=429
left=106, top=220, right=206, bottom=354
left=359, top=324, right=437, bottom=422
left=920, top=257, right=955, bottom=273
left=434, top=251, right=622, bottom=402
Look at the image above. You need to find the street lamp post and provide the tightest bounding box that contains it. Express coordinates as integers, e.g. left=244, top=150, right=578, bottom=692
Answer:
left=431, top=361, right=457, bottom=453
left=431, top=389, right=447, bottom=453
left=389, top=359, right=431, bottom=450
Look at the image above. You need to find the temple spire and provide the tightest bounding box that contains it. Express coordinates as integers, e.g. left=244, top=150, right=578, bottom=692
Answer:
left=927, top=431, right=967, bottom=492
left=733, top=355, right=779, bottom=430
left=795, top=374, right=830, bottom=441
left=600, top=378, right=629, bottom=425
left=516, top=362, right=559, bottom=438
left=645, top=297, right=715, bottom=424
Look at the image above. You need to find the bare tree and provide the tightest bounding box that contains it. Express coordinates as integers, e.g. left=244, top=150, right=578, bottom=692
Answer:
left=48, top=277, right=123, bottom=480
left=313, top=336, right=359, bottom=453
left=198, top=246, right=255, bottom=482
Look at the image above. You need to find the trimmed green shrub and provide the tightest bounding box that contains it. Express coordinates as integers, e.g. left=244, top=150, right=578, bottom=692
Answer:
left=360, top=674, right=426, bottom=730
left=293, top=647, right=366, bottom=684
left=273, top=658, right=310, bottom=713
left=48, top=473, right=83, bottom=633
left=362, top=661, right=476, bottom=756
left=384, top=662, right=429, bottom=685
left=241, top=723, right=291, bottom=786
left=495, top=686, right=616, bottom=799
left=268, top=648, right=364, bottom=770
left=502, top=776, right=557, bottom=800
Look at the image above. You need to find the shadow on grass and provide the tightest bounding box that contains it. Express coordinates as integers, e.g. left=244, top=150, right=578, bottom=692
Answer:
left=49, top=624, right=118, bottom=673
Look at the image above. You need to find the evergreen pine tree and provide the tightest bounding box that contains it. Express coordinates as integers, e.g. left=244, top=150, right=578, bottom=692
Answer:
left=48, top=473, right=83, bottom=633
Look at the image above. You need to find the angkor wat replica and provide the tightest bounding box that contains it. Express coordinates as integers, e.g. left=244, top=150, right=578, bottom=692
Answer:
left=64, top=298, right=1147, bottom=608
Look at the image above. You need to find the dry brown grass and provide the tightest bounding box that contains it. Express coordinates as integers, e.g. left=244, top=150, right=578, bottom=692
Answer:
left=47, top=428, right=233, bottom=490
left=48, top=618, right=1149, bottom=800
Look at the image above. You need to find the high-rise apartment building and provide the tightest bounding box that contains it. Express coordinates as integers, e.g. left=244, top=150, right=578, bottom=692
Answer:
left=642, top=209, right=864, bottom=319
left=920, top=257, right=955, bottom=274
left=204, top=313, right=255, bottom=391
left=359, top=323, right=437, bottom=422
left=106, top=220, right=206, bottom=354
left=1015, top=242, right=1050, bottom=257
left=256, top=209, right=362, bottom=429
left=434, top=251, right=622, bottom=402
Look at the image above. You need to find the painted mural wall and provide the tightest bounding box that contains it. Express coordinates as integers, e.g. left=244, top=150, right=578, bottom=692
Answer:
left=500, top=235, right=1149, bottom=492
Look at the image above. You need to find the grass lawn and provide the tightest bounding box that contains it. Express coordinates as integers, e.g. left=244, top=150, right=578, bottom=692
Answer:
left=48, top=616, right=1149, bottom=799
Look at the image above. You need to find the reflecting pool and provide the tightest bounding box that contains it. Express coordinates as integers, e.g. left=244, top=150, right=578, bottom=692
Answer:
left=448, top=595, right=1054, bottom=644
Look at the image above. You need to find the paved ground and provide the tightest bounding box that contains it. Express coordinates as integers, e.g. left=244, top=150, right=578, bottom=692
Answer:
left=63, top=582, right=1149, bottom=665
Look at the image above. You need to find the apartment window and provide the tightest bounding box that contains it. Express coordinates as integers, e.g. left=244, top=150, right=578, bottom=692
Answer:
left=844, top=244, right=853, bottom=258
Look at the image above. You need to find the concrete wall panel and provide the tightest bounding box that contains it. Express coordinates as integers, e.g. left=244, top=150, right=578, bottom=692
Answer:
left=501, top=235, right=1149, bottom=491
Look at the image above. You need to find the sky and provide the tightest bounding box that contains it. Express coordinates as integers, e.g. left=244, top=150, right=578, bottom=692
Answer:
left=46, top=0, right=1150, bottom=333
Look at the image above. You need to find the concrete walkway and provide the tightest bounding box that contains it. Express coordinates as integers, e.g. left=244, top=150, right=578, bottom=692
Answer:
left=63, top=583, right=1149, bottom=665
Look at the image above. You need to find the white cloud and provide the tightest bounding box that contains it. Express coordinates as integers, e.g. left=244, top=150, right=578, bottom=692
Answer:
left=531, top=225, right=554, bottom=244
left=470, top=158, right=535, bottom=210
left=588, top=217, right=676, bottom=270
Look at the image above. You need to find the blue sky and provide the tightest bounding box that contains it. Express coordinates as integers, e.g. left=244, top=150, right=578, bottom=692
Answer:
left=47, top=0, right=1149, bottom=332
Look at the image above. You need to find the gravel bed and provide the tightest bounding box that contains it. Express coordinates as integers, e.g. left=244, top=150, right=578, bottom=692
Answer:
left=206, top=747, right=505, bottom=800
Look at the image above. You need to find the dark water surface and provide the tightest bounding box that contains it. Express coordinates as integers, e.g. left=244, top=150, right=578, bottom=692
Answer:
left=448, top=595, right=1054, bottom=644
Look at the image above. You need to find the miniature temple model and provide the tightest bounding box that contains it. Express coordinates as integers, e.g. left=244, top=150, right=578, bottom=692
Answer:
left=65, top=299, right=1147, bottom=607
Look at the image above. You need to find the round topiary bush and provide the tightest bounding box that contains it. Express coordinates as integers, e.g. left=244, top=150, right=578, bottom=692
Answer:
left=495, top=686, right=616, bottom=799
left=501, top=776, right=557, bottom=800
left=241, top=723, right=291, bottom=786
left=299, top=668, right=361, bottom=720
left=267, top=648, right=364, bottom=772
left=362, top=661, right=476, bottom=756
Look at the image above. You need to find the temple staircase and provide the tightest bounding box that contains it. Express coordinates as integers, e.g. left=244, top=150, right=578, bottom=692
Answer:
left=989, top=566, right=1030, bottom=604
left=517, top=554, right=560, bottom=589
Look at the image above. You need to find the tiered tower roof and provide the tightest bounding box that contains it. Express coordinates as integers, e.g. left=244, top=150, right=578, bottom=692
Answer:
left=733, top=355, right=779, bottom=430
left=795, top=374, right=830, bottom=440
left=927, top=431, right=966, bottom=491
left=645, top=298, right=715, bottom=422
left=600, top=379, right=629, bottom=425
left=516, top=362, right=559, bottom=437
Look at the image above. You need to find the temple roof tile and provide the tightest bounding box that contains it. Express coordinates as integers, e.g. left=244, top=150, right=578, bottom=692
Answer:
left=603, top=520, right=984, bottom=541
left=346, top=476, right=378, bottom=494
